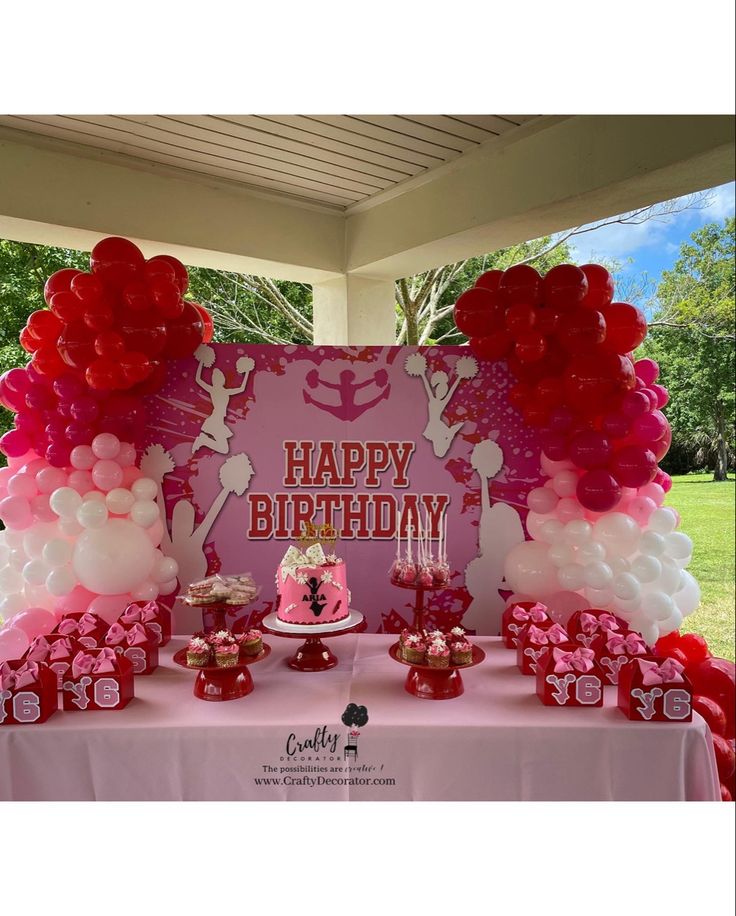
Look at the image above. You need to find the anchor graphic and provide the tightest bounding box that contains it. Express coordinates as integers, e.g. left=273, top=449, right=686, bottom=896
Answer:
left=303, top=367, right=390, bottom=421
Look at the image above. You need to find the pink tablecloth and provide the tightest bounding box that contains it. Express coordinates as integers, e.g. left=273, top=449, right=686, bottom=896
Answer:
left=0, top=635, right=720, bottom=801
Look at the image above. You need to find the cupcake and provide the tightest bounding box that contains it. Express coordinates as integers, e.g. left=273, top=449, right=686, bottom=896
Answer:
left=215, top=643, right=240, bottom=667
left=239, top=628, right=263, bottom=657
left=402, top=634, right=426, bottom=665
left=399, top=628, right=412, bottom=648
left=451, top=640, right=473, bottom=665
left=449, top=626, right=466, bottom=645
left=426, top=641, right=450, bottom=668
left=186, top=637, right=211, bottom=667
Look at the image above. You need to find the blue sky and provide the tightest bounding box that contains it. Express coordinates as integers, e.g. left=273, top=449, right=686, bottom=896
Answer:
left=567, top=181, right=735, bottom=298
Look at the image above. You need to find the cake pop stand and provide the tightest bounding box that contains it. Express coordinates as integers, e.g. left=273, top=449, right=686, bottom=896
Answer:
left=173, top=644, right=271, bottom=701
left=390, top=579, right=448, bottom=632
left=388, top=642, right=486, bottom=700
left=261, top=610, right=365, bottom=671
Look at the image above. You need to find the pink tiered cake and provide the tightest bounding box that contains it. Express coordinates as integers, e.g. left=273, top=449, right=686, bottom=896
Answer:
left=276, top=542, right=350, bottom=626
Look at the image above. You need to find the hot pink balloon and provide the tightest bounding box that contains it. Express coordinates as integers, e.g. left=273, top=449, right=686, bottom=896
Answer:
left=634, top=358, right=659, bottom=386
left=610, top=445, right=657, bottom=488
left=633, top=410, right=668, bottom=444
left=654, top=469, right=673, bottom=493
left=568, top=430, right=612, bottom=469
left=0, top=429, right=31, bottom=459
left=0, top=626, right=30, bottom=663
left=7, top=607, right=57, bottom=640
left=576, top=469, right=622, bottom=512
left=650, top=384, right=669, bottom=408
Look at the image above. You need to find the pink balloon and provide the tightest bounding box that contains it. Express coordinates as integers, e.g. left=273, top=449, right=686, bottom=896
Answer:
left=556, top=496, right=585, bottom=524
left=639, top=482, right=665, bottom=506
left=634, top=358, right=659, bottom=386
left=117, top=442, right=137, bottom=468
left=527, top=487, right=559, bottom=514
left=540, top=453, right=575, bottom=478
left=623, top=495, right=657, bottom=527
left=650, top=383, right=669, bottom=408
left=7, top=473, right=37, bottom=499
left=53, top=585, right=97, bottom=618
left=632, top=410, right=668, bottom=444
left=0, top=626, right=30, bottom=663
left=0, top=495, right=34, bottom=530
left=86, top=593, right=133, bottom=625
left=621, top=389, right=650, bottom=418
left=31, top=493, right=57, bottom=522
left=70, top=444, right=96, bottom=470
left=67, top=469, right=95, bottom=495
left=7, top=607, right=57, bottom=640
left=146, top=517, right=164, bottom=546
left=91, top=459, right=123, bottom=492
left=122, top=466, right=144, bottom=487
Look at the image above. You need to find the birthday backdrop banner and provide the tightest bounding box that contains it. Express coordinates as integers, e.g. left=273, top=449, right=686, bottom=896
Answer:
left=143, top=345, right=543, bottom=634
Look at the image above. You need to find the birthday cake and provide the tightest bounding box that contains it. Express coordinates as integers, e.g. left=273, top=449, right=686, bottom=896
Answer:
left=276, top=541, right=350, bottom=626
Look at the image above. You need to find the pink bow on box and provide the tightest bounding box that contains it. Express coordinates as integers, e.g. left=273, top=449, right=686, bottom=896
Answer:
left=580, top=612, right=620, bottom=635
left=638, top=658, right=685, bottom=686
left=121, top=602, right=158, bottom=625
left=71, top=648, right=118, bottom=679
left=126, top=623, right=150, bottom=647
left=58, top=613, right=99, bottom=637
left=528, top=624, right=568, bottom=645
left=0, top=660, right=40, bottom=691
left=607, top=633, right=647, bottom=656
left=512, top=603, right=548, bottom=624
left=25, top=635, right=52, bottom=663
left=552, top=646, right=595, bottom=674
left=104, top=623, right=127, bottom=647
left=48, top=638, right=75, bottom=661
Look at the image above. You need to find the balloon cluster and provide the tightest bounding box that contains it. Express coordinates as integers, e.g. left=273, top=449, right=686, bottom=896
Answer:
left=0, top=237, right=214, bottom=466
left=0, top=432, right=179, bottom=660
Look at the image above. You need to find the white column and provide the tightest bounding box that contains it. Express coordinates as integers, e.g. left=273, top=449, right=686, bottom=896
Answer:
left=312, top=275, right=396, bottom=345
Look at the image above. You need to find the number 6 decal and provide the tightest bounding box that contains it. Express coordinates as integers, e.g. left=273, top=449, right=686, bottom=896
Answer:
left=94, top=678, right=121, bottom=708
left=124, top=647, right=147, bottom=673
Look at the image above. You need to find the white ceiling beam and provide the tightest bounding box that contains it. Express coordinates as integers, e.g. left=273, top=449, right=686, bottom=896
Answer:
left=345, top=115, right=736, bottom=280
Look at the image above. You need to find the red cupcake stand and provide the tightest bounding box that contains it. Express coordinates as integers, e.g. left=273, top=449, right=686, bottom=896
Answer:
left=261, top=609, right=365, bottom=672
left=173, top=644, right=271, bottom=701
left=391, top=578, right=446, bottom=633
left=389, top=642, right=486, bottom=700
left=181, top=600, right=245, bottom=634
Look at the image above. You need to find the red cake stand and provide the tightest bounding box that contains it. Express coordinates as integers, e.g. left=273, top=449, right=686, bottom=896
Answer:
left=261, top=610, right=365, bottom=672
left=173, top=644, right=271, bottom=701
left=389, top=642, right=485, bottom=700
left=177, top=600, right=250, bottom=634
left=390, top=578, right=448, bottom=632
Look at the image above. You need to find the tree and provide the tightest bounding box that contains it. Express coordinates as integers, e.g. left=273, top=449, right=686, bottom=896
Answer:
left=641, top=218, right=735, bottom=481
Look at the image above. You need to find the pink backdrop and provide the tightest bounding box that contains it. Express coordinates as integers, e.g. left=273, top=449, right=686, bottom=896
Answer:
left=144, top=345, right=544, bottom=634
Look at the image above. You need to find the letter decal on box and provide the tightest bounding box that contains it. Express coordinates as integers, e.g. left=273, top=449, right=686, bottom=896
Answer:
left=575, top=675, right=602, bottom=705
left=13, top=691, right=41, bottom=723
left=631, top=687, right=663, bottom=720
left=663, top=688, right=691, bottom=721
left=546, top=673, right=575, bottom=705
left=124, top=647, right=147, bottom=673
left=94, top=678, right=121, bottom=708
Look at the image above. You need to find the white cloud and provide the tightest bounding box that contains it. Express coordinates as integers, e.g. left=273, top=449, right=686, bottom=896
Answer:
left=699, top=181, right=735, bottom=222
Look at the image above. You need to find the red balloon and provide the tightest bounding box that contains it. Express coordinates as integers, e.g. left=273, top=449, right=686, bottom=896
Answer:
left=542, top=264, right=588, bottom=310
left=535, top=376, right=564, bottom=409
left=602, top=412, right=631, bottom=439
left=469, top=332, right=512, bottom=360
left=122, top=280, right=152, bottom=312
left=580, top=264, right=614, bottom=310
left=655, top=631, right=682, bottom=654
left=57, top=321, right=96, bottom=370
left=689, top=658, right=736, bottom=738
left=144, top=258, right=177, bottom=284
left=523, top=404, right=549, bottom=428
left=31, top=346, right=66, bottom=378
left=505, top=303, right=537, bottom=335
left=119, top=308, right=167, bottom=357
left=474, top=269, right=503, bottom=291
left=194, top=303, right=214, bottom=344
left=161, top=301, right=204, bottom=359
left=499, top=264, right=542, bottom=306
left=43, top=268, right=82, bottom=306
left=146, top=254, right=189, bottom=294
left=557, top=307, right=606, bottom=352
left=576, top=469, right=622, bottom=512
left=569, top=430, right=612, bottom=469
left=149, top=277, right=184, bottom=318
left=650, top=383, right=669, bottom=408
left=86, top=357, right=122, bottom=391
left=50, top=291, right=84, bottom=325
left=563, top=352, right=636, bottom=413
left=679, top=633, right=711, bottom=669
left=536, top=306, right=560, bottom=336
left=621, top=389, right=650, bottom=418
left=83, top=300, right=114, bottom=332
left=601, top=302, right=647, bottom=353
left=128, top=359, right=168, bottom=397
left=27, top=309, right=63, bottom=342
left=94, top=331, right=125, bottom=358
left=651, top=421, right=672, bottom=462
left=610, top=444, right=657, bottom=488
left=712, top=734, right=736, bottom=782
left=548, top=406, right=574, bottom=432
left=90, top=236, right=145, bottom=287
left=540, top=429, right=568, bottom=459
left=720, top=783, right=733, bottom=802
left=508, top=383, right=531, bottom=410
left=19, top=326, right=42, bottom=354
left=515, top=331, right=547, bottom=363
left=633, top=409, right=669, bottom=445
left=119, top=351, right=152, bottom=385
left=454, top=287, right=501, bottom=337
left=692, top=695, right=727, bottom=737
left=70, top=272, right=104, bottom=304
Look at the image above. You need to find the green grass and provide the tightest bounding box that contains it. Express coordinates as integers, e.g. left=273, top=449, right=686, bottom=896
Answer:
left=669, top=473, right=735, bottom=661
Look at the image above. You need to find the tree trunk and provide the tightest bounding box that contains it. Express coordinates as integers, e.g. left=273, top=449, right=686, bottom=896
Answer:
left=713, top=406, right=728, bottom=481
left=405, top=307, right=420, bottom=346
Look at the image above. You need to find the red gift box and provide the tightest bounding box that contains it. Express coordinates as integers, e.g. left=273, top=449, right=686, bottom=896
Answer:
left=517, top=623, right=570, bottom=675
left=591, top=630, right=649, bottom=685
left=618, top=655, right=693, bottom=722
left=53, top=612, right=109, bottom=649
left=502, top=602, right=551, bottom=649
left=61, top=648, right=134, bottom=711
left=120, top=600, right=171, bottom=647
left=0, top=660, right=57, bottom=725
left=566, top=609, right=627, bottom=648
left=23, top=633, right=85, bottom=690
left=536, top=643, right=604, bottom=707
left=103, top=621, right=159, bottom=675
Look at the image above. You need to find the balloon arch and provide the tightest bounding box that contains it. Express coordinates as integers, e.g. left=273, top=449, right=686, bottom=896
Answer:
left=0, top=239, right=733, bottom=793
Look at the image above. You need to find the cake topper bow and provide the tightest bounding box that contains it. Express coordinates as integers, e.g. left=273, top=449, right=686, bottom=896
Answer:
left=607, top=633, right=647, bottom=656
left=280, top=543, right=328, bottom=581
left=638, top=658, right=685, bottom=686
left=0, top=661, right=40, bottom=691
left=552, top=646, right=595, bottom=674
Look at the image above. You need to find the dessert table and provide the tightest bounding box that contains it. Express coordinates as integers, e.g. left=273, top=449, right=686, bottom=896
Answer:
left=0, top=635, right=720, bottom=801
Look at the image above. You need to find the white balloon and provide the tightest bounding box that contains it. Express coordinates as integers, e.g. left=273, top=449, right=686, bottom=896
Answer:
left=592, top=512, right=641, bottom=557
left=22, top=558, right=49, bottom=586
left=49, top=486, right=82, bottom=519
left=42, top=538, right=73, bottom=568
left=72, top=518, right=155, bottom=595
left=130, top=500, right=159, bottom=528
left=105, top=487, right=136, bottom=516
left=639, top=531, right=666, bottom=557
left=131, top=580, right=159, bottom=601
left=658, top=608, right=683, bottom=637
left=23, top=523, right=58, bottom=559
left=525, top=511, right=554, bottom=542
left=551, top=470, right=579, bottom=498
left=158, top=578, right=178, bottom=596
left=583, top=561, right=614, bottom=589
left=154, top=556, right=179, bottom=583
left=0, top=592, right=26, bottom=618
left=563, top=520, right=593, bottom=548
left=613, top=572, right=641, bottom=601
left=131, top=478, right=158, bottom=502
left=630, top=554, right=662, bottom=583
left=0, top=564, right=24, bottom=593
left=664, top=531, right=693, bottom=562
left=641, top=591, right=675, bottom=622
left=648, top=507, right=677, bottom=535
left=45, top=566, right=77, bottom=597
left=83, top=490, right=106, bottom=503
left=612, top=595, right=641, bottom=620
left=585, top=586, right=614, bottom=607
left=609, top=557, right=631, bottom=575
left=58, top=517, right=84, bottom=537
left=8, top=548, right=27, bottom=570
left=577, top=541, right=606, bottom=564
left=657, top=556, right=682, bottom=594
left=548, top=542, right=576, bottom=568
left=503, top=541, right=561, bottom=596
left=558, top=563, right=585, bottom=591
left=2, top=529, right=25, bottom=549
left=76, top=500, right=109, bottom=530
left=673, top=570, right=701, bottom=616
left=637, top=621, right=659, bottom=648
left=527, top=487, right=559, bottom=515
left=539, top=519, right=564, bottom=544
